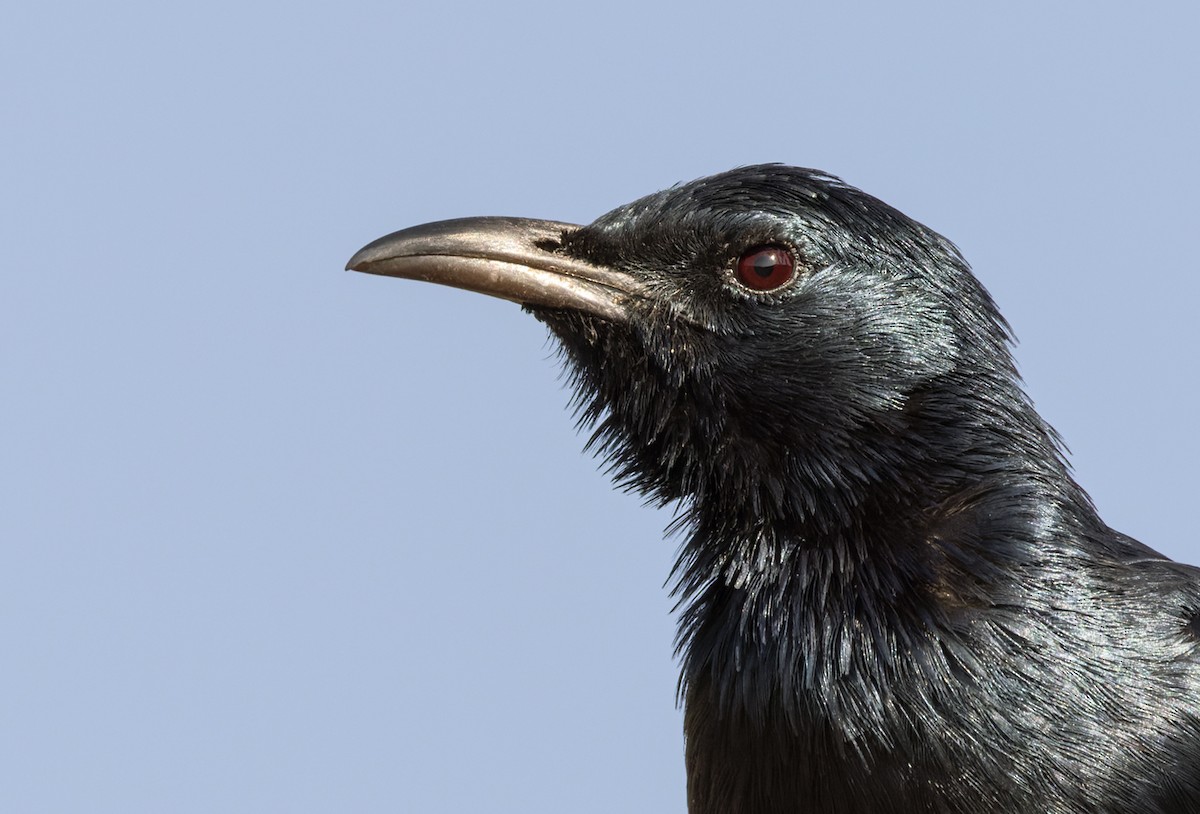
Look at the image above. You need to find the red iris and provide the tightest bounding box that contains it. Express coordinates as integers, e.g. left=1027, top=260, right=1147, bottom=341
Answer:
left=735, top=246, right=795, bottom=292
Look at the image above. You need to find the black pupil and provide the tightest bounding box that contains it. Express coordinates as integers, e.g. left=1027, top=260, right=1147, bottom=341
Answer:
left=752, top=253, right=778, bottom=277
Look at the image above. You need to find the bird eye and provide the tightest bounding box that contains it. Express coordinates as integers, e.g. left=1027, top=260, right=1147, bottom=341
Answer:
left=735, top=246, right=796, bottom=292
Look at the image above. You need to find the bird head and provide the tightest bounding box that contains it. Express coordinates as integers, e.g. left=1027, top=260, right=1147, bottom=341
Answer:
left=349, top=166, right=1039, bottom=537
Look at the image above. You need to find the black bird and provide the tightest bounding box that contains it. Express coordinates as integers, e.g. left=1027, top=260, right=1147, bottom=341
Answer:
left=347, top=166, right=1200, bottom=813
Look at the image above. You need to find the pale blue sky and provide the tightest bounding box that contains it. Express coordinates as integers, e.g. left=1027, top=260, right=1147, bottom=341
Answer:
left=5, top=2, right=1199, bottom=812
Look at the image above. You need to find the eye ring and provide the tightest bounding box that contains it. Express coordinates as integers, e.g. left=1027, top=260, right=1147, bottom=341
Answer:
left=734, top=245, right=796, bottom=292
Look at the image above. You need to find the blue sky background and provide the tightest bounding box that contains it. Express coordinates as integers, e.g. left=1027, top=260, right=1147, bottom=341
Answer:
left=5, top=2, right=1199, bottom=811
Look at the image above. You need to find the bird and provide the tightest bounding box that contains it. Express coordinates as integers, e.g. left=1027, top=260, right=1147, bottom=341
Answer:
left=347, top=165, right=1200, bottom=813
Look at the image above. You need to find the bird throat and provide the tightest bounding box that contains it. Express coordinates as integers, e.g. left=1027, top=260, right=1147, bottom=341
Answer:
left=674, top=481, right=991, bottom=813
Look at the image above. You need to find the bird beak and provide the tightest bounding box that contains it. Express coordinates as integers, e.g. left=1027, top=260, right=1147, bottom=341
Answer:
left=346, top=217, right=642, bottom=324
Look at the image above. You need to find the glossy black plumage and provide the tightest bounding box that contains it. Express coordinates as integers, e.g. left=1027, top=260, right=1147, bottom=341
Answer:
left=349, top=166, right=1200, bottom=813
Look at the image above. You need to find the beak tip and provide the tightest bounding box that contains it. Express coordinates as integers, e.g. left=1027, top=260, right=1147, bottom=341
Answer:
left=346, top=245, right=381, bottom=273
